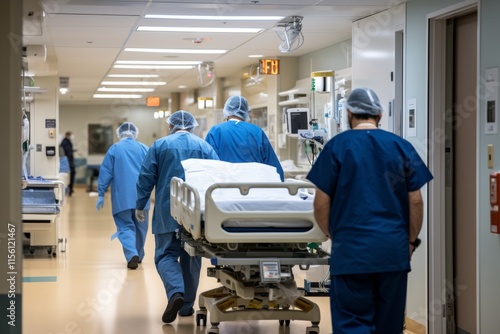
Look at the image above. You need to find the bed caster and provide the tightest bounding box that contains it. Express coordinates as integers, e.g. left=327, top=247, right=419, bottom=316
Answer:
left=29, top=247, right=34, bottom=254
left=306, top=325, right=320, bottom=334
left=59, top=237, right=67, bottom=252
left=196, top=309, right=207, bottom=326
left=279, top=319, right=291, bottom=326
left=207, top=323, right=219, bottom=334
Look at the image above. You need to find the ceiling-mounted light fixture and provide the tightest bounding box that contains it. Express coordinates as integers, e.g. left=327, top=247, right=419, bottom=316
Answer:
left=275, top=16, right=304, bottom=53
left=59, top=76, right=69, bottom=94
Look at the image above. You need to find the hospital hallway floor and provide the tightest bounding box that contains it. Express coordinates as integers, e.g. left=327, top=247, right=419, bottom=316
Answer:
left=22, top=187, right=423, bottom=334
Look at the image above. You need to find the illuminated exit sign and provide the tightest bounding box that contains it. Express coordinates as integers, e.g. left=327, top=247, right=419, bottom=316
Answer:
left=259, top=59, right=279, bottom=75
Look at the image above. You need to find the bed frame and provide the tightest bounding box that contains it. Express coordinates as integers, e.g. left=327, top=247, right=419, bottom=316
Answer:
left=170, top=177, right=329, bottom=334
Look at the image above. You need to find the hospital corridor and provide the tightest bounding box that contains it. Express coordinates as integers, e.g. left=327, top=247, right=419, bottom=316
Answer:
left=22, top=188, right=328, bottom=334
left=22, top=188, right=422, bottom=334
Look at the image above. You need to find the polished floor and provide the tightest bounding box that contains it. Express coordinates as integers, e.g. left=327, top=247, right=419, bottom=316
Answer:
left=22, top=187, right=421, bottom=334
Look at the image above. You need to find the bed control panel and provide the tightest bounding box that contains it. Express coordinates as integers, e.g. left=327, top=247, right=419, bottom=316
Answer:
left=260, top=259, right=281, bottom=283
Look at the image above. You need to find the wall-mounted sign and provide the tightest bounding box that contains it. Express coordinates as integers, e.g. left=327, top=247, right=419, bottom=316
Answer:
left=259, top=59, right=279, bottom=75
left=146, top=96, right=160, bottom=107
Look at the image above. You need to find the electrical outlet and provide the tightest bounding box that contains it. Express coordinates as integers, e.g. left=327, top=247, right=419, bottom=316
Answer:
left=36, top=144, right=42, bottom=152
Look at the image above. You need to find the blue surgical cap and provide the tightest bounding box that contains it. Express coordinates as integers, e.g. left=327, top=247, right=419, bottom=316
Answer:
left=223, top=96, right=250, bottom=121
left=167, top=110, right=198, bottom=133
left=346, top=88, right=383, bottom=116
left=116, top=122, right=138, bottom=139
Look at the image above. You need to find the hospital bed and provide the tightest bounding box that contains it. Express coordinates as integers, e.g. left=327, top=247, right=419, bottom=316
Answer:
left=22, top=179, right=66, bottom=257
left=170, top=159, right=329, bottom=334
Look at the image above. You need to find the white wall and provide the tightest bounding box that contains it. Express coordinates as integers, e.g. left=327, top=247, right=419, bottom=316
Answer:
left=29, top=76, right=60, bottom=179
left=59, top=103, right=163, bottom=159
left=351, top=4, right=405, bottom=131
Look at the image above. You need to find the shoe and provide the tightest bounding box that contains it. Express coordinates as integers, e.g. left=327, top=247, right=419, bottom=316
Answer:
left=162, top=293, right=184, bottom=323
left=127, top=256, right=139, bottom=269
left=178, top=308, right=194, bottom=317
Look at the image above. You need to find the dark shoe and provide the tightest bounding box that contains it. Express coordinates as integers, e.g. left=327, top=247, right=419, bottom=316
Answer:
left=162, top=293, right=184, bottom=323
left=127, top=256, right=139, bottom=269
left=178, top=308, right=194, bottom=317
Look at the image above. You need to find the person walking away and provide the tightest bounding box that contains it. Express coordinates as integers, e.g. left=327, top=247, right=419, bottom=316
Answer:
left=306, top=87, right=433, bottom=334
left=205, top=95, right=284, bottom=181
left=95, top=122, right=150, bottom=270
left=135, top=110, right=219, bottom=323
left=60, top=131, right=76, bottom=195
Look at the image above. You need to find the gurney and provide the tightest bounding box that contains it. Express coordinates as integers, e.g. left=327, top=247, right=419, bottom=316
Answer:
left=22, top=179, right=66, bottom=257
left=170, top=159, right=329, bottom=334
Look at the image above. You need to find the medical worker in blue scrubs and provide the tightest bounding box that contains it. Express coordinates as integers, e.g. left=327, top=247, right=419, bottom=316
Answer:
left=96, top=122, right=150, bottom=270
left=135, top=110, right=219, bottom=324
left=307, top=88, right=433, bottom=334
left=205, top=95, right=285, bottom=181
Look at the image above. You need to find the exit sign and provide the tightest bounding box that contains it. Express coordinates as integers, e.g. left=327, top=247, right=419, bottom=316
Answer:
left=146, top=96, right=160, bottom=107
left=259, top=59, right=279, bottom=75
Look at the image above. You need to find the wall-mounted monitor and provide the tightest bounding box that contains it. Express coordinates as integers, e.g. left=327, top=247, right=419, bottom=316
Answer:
left=286, top=108, right=309, bottom=136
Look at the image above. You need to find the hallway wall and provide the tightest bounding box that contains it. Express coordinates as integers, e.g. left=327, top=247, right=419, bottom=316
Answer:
left=407, top=0, right=500, bottom=332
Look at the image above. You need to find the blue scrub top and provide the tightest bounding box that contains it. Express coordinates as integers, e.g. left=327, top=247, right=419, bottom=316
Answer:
left=136, top=131, right=219, bottom=234
left=205, top=120, right=284, bottom=181
left=97, top=138, right=150, bottom=215
left=307, top=129, right=433, bottom=276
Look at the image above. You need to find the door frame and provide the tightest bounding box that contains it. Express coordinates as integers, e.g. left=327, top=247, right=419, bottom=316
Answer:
left=427, top=1, right=479, bottom=333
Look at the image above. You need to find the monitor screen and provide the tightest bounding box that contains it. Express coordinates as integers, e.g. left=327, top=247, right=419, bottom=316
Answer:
left=287, top=108, right=309, bottom=135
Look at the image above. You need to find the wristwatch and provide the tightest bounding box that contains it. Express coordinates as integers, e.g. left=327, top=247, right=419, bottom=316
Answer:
left=410, top=238, right=421, bottom=250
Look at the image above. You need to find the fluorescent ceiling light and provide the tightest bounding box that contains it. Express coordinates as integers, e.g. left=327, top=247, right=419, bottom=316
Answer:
left=138, top=26, right=263, bottom=33
left=114, top=65, right=194, bottom=70
left=178, top=85, right=187, bottom=89
left=145, top=14, right=284, bottom=21
left=93, top=94, right=143, bottom=99
left=248, top=55, right=264, bottom=58
left=107, top=74, right=159, bottom=78
left=98, top=87, right=155, bottom=92
left=116, top=60, right=202, bottom=65
left=125, top=48, right=227, bottom=54
left=101, top=81, right=166, bottom=85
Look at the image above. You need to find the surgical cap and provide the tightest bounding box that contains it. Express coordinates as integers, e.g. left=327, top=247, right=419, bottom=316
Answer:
left=346, top=88, right=383, bottom=116
left=223, top=96, right=250, bottom=121
left=116, top=122, right=138, bottom=139
left=167, top=110, right=198, bottom=133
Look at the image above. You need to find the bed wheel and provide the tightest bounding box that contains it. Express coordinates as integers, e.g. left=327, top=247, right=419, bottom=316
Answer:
left=306, top=325, right=320, bottom=334
left=279, top=320, right=291, bottom=326
left=29, top=247, right=34, bottom=254
left=196, top=310, right=207, bottom=326
left=207, top=323, right=219, bottom=334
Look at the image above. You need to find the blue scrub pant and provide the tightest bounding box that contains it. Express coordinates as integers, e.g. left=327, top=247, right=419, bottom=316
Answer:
left=330, top=271, right=407, bottom=334
left=154, top=232, right=202, bottom=314
left=113, top=209, right=148, bottom=263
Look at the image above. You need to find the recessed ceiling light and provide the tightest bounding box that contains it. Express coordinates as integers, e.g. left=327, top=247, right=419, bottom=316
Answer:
left=101, top=81, right=166, bottom=86
left=107, top=74, right=160, bottom=78
left=137, top=26, right=263, bottom=33
left=114, top=65, right=194, bottom=70
left=93, top=94, right=143, bottom=99
left=97, top=87, right=155, bottom=92
left=125, top=48, right=227, bottom=54
left=116, top=60, right=202, bottom=65
left=144, top=14, right=285, bottom=21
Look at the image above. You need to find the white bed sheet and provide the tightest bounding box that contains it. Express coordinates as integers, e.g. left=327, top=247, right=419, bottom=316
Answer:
left=181, top=159, right=314, bottom=228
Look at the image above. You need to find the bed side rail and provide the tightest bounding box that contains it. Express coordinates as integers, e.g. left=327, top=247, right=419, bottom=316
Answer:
left=170, top=177, right=202, bottom=239
left=204, top=181, right=327, bottom=243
